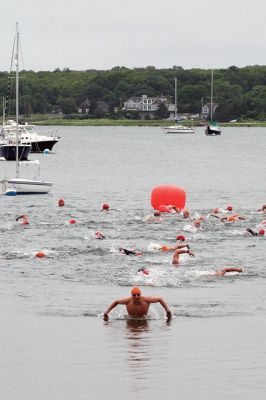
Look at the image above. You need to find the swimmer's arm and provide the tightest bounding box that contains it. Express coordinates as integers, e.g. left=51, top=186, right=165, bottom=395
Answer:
left=209, top=214, right=221, bottom=219
left=16, top=215, right=25, bottom=221
left=246, top=228, right=257, bottom=236
left=143, top=296, right=172, bottom=319
left=103, top=297, right=130, bottom=319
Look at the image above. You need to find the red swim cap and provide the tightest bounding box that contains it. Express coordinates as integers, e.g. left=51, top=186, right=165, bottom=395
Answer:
left=226, top=205, right=233, bottom=211
left=36, top=251, right=45, bottom=258
left=102, top=203, right=109, bottom=210
left=58, top=198, right=65, bottom=207
left=259, top=229, right=265, bottom=236
left=176, top=235, right=185, bottom=241
left=69, top=219, right=76, bottom=224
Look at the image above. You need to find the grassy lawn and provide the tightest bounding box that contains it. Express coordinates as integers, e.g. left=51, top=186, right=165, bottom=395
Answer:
left=1, top=114, right=266, bottom=127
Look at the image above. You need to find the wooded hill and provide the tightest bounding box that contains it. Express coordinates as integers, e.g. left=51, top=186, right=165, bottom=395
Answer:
left=0, top=65, right=266, bottom=121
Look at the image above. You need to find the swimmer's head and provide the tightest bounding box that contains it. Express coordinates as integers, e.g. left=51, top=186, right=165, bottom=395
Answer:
left=161, top=245, right=169, bottom=252
left=58, top=198, right=65, bottom=207
left=212, top=208, right=220, bottom=214
left=194, top=220, right=201, bottom=227
left=227, top=216, right=236, bottom=222
left=176, top=235, right=185, bottom=242
left=259, top=229, right=265, bottom=236
left=102, top=203, right=109, bottom=211
left=226, top=205, right=233, bottom=212
left=131, top=287, right=141, bottom=296
left=154, top=211, right=161, bottom=217
left=182, top=209, right=190, bottom=218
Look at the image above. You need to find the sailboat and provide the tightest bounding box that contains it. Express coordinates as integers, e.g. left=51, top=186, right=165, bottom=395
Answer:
left=0, top=24, right=53, bottom=195
left=163, top=78, right=195, bottom=134
left=0, top=99, right=31, bottom=161
left=205, top=69, right=221, bottom=136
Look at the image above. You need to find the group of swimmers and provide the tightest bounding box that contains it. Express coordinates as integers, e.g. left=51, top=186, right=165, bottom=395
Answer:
left=15, top=199, right=265, bottom=320
left=104, top=203, right=266, bottom=320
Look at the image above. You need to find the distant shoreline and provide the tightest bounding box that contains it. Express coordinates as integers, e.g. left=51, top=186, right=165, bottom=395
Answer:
left=1, top=117, right=266, bottom=127
left=34, top=119, right=266, bottom=127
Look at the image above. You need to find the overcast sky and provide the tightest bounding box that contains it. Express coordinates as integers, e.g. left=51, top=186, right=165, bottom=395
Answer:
left=1, top=0, right=266, bottom=71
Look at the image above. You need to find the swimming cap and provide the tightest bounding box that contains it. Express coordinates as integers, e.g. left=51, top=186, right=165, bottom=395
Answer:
left=36, top=251, right=45, bottom=258
left=176, top=235, right=185, bottom=241
left=161, top=245, right=169, bottom=252
left=227, top=216, right=236, bottom=222
left=259, top=229, right=265, bottom=236
left=194, top=220, right=201, bottom=227
left=226, top=205, right=233, bottom=211
left=131, top=287, right=141, bottom=295
left=58, top=198, right=65, bottom=207
left=102, top=203, right=109, bottom=210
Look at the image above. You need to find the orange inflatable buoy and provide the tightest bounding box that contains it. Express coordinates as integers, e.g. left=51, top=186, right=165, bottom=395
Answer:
left=151, top=185, right=186, bottom=212
left=58, top=198, right=65, bottom=207
left=69, top=219, right=76, bottom=224
left=36, top=251, right=45, bottom=258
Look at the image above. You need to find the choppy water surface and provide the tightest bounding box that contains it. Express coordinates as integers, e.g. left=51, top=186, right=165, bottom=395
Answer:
left=1, top=126, right=266, bottom=400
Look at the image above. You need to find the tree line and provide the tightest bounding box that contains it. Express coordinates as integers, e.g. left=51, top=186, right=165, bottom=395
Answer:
left=0, top=65, right=266, bottom=121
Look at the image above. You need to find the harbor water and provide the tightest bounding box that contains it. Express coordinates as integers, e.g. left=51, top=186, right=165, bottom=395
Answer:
left=0, top=126, right=265, bottom=399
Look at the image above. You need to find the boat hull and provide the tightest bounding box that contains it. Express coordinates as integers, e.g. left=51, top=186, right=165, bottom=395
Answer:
left=1, top=178, right=52, bottom=194
left=26, top=139, right=59, bottom=153
left=0, top=144, right=31, bottom=160
left=163, top=126, right=195, bottom=134
left=205, top=125, right=221, bottom=135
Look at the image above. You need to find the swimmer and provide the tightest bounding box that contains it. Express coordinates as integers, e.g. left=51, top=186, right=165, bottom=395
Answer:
left=168, top=205, right=181, bottom=214
left=16, top=214, right=29, bottom=225
left=137, top=267, right=150, bottom=275
left=144, top=211, right=163, bottom=222
left=225, top=205, right=233, bottom=212
left=213, top=267, right=243, bottom=276
left=159, top=243, right=190, bottom=252
left=246, top=228, right=265, bottom=237
left=58, top=198, right=65, bottom=207
left=212, top=207, right=222, bottom=214
left=257, top=204, right=266, bottom=213
left=95, top=231, right=105, bottom=239
left=172, top=248, right=195, bottom=265
left=221, top=214, right=246, bottom=222
left=103, top=287, right=172, bottom=321
left=176, top=235, right=186, bottom=242
left=102, top=203, right=109, bottom=212
left=211, top=213, right=245, bottom=222
left=183, top=220, right=202, bottom=233
left=182, top=208, right=190, bottom=218
left=119, top=248, right=143, bottom=256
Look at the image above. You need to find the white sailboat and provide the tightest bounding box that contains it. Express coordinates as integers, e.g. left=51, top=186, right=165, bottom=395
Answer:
left=205, top=69, right=221, bottom=136
left=163, top=78, right=195, bottom=134
left=0, top=24, right=52, bottom=195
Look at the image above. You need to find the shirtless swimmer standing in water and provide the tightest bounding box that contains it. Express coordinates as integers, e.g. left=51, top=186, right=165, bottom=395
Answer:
left=103, top=287, right=172, bottom=321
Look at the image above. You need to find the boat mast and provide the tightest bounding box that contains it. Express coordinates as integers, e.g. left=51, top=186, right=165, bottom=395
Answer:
left=210, top=69, right=213, bottom=120
left=15, top=23, right=19, bottom=178
left=174, top=77, right=177, bottom=120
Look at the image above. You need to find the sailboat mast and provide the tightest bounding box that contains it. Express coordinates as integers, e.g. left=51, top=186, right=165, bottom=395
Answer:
left=15, top=23, right=19, bottom=178
left=210, top=69, right=213, bottom=120
left=174, top=77, right=177, bottom=120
